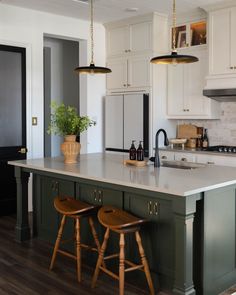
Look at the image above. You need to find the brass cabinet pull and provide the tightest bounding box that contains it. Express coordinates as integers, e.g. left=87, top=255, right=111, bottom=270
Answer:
left=148, top=201, right=152, bottom=215
left=154, top=202, right=159, bottom=215
left=234, top=66, right=236, bottom=69
left=230, top=66, right=234, bottom=69
left=207, top=161, right=215, bottom=164
left=127, top=84, right=131, bottom=87
left=93, top=189, right=97, bottom=202
left=161, top=156, right=167, bottom=159
left=123, top=84, right=127, bottom=87
left=181, top=157, right=187, bottom=161
left=98, top=190, right=103, bottom=203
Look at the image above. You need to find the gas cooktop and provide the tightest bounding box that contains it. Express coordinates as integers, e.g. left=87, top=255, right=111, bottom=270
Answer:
left=203, top=146, right=236, bottom=153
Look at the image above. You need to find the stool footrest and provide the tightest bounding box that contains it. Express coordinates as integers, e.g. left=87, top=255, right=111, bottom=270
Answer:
left=99, top=266, right=119, bottom=280
left=125, top=264, right=144, bottom=273
left=104, top=253, right=119, bottom=260
left=57, top=249, right=77, bottom=260
left=80, top=243, right=98, bottom=252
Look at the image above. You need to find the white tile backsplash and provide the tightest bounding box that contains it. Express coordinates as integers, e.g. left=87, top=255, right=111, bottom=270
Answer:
left=179, top=102, right=236, bottom=146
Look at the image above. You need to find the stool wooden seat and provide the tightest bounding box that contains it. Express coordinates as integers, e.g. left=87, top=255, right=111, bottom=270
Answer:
left=49, top=196, right=101, bottom=283
left=92, top=206, right=155, bottom=295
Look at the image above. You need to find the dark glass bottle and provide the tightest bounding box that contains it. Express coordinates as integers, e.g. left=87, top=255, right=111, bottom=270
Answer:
left=129, top=140, right=137, bottom=160
left=202, top=128, right=209, bottom=148
left=137, top=141, right=144, bottom=161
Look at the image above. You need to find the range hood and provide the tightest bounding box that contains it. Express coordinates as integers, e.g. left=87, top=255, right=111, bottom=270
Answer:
left=203, top=88, right=236, bottom=102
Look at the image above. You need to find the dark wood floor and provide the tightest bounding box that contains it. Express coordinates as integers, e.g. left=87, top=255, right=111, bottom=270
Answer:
left=0, top=215, right=155, bottom=295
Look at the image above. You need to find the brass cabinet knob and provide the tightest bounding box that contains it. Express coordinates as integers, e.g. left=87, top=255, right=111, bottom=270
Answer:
left=181, top=157, right=187, bottom=161
left=207, top=161, right=215, bottom=164
left=123, top=84, right=127, bottom=87
left=234, top=66, right=236, bottom=69
left=161, top=156, right=167, bottom=159
left=230, top=66, right=234, bottom=69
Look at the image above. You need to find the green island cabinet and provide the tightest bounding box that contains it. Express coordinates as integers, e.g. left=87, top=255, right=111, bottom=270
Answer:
left=12, top=161, right=236, bottom=295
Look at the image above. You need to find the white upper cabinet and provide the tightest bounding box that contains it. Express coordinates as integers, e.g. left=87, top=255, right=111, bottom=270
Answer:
left=209, top=8, right=233, bottom=75
left=106, top=21, right=152, bottom=57
left=167, top=49, right=220, bottom=119
left=105, top=13, right=168, bottom=92
left=106, top=58, right=128, bottom=90
left=106, top=55, right=150, bottom=91
left=204, top=5, right=236, bottom=88
left=107, top=26, right=129, bottom=56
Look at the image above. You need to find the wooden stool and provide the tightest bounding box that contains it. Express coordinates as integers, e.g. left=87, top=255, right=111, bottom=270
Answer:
left=92, top=206, right=155, bottom=295
left=49, top=196, right=101, bottom=282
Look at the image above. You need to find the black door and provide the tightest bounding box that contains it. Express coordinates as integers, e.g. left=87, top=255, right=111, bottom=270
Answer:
left=0, top=45, right=26, bottom=216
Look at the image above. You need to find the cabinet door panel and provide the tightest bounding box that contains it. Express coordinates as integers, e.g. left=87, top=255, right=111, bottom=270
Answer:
left=123, top=94, right=143, bottom=150
left=167, top=64, right=185, bottom=116
left=128, top=55, right=150, bottom=89
left=130, top=22, right=152, bottom=53
left=106, top=58, right=127, bottom=90
left=185, top=50, right=209, bottom=115
left=124, top=193, right=174, bottom=283
left=107, top=26, right=128, bottom=56
left=105, top=95, right=123, bottom=150
left=209, top=9, right=231, bottom=74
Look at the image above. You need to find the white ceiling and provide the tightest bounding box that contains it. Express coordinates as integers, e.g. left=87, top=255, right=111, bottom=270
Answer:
left=0, top=0, right=226, bottom=23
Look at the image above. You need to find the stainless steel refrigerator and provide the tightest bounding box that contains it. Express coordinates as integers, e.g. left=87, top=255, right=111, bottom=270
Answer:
left=105, top=93, right=149, bottom=156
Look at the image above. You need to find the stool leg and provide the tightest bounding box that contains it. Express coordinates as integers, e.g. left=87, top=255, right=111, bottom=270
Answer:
left=49, top=215, right=66, bottom=270
left=88, top=217, right=100, bottom=251
left=75, top=217, right=81, bottom=283
left=88, top=217, right=106, bottom=268
left=119, top=233, right=125, bottom=295
left=135, top=231, right=155, bottom=295
left=92, top=228, right=110, bottom=288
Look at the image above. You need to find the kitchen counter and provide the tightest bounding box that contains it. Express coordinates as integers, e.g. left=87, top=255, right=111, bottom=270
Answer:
left=9, top=153, right=236, bottom=196
left=8, top=153, right=236, bottom=295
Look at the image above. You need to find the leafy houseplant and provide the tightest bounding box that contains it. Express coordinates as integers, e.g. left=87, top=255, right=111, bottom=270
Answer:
left=48, top=101, right=96, bottom=137
left=48, top=101, right=96, bottom=164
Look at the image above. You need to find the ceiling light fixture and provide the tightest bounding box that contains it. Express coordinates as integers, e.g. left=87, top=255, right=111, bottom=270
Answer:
left=150, top=0, right=198, bottom=65
left=74, top=0, right=111, bottom=74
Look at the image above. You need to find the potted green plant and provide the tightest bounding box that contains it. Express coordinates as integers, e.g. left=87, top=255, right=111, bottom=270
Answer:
left=48, top=101, right=96, bottom=163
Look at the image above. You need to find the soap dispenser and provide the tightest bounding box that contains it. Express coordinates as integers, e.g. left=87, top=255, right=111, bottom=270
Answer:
left=137, top=141, right=144, bottom=161
left=129, top=140, right=137, bottom=160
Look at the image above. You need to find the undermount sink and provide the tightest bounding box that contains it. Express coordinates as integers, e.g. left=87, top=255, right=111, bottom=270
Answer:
left=161, top=160, right=206, bottom=170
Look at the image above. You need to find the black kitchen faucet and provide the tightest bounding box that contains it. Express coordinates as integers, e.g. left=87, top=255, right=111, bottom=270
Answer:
left=154, top=129, right=169, bottom=168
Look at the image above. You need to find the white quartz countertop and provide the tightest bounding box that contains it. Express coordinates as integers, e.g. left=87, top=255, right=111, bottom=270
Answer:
left=8, top=153, right=236, bottom=197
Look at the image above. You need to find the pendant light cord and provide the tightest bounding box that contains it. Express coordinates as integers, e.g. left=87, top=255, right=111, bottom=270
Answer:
left=172, top=0, right=177, bottom=52
left=90, top=0, right=94, bottom=64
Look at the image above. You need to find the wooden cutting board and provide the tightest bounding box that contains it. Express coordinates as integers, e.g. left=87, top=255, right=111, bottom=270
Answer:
left=177, top=124, right=198, bottom=139
left=123, top=160, right=147, bottom=167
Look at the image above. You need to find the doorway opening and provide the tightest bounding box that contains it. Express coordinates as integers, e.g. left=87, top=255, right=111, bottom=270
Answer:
left=43, top=37, right=80, bottom=157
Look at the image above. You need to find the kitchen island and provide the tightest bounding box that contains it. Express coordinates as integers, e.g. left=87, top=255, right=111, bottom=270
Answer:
left=9, top=153, right=236, bottom=295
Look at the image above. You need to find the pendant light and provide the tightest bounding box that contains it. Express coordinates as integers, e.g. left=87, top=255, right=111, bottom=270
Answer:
left=74, top=0, right=111, bottom=74
left=150, top=0, right=198, bottom=65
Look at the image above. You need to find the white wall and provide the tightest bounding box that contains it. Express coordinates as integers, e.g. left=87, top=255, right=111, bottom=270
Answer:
left=0, top=3, right=106, bottom=158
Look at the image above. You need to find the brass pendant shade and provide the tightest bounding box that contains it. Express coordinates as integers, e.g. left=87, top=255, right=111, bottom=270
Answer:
left=74, top=0, right=111, bottom=74
left=150, top=0, right=198, bottom=65
left=74, top=63, right=111, bottom=74
left=151, top=51, right=199, bottom=64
